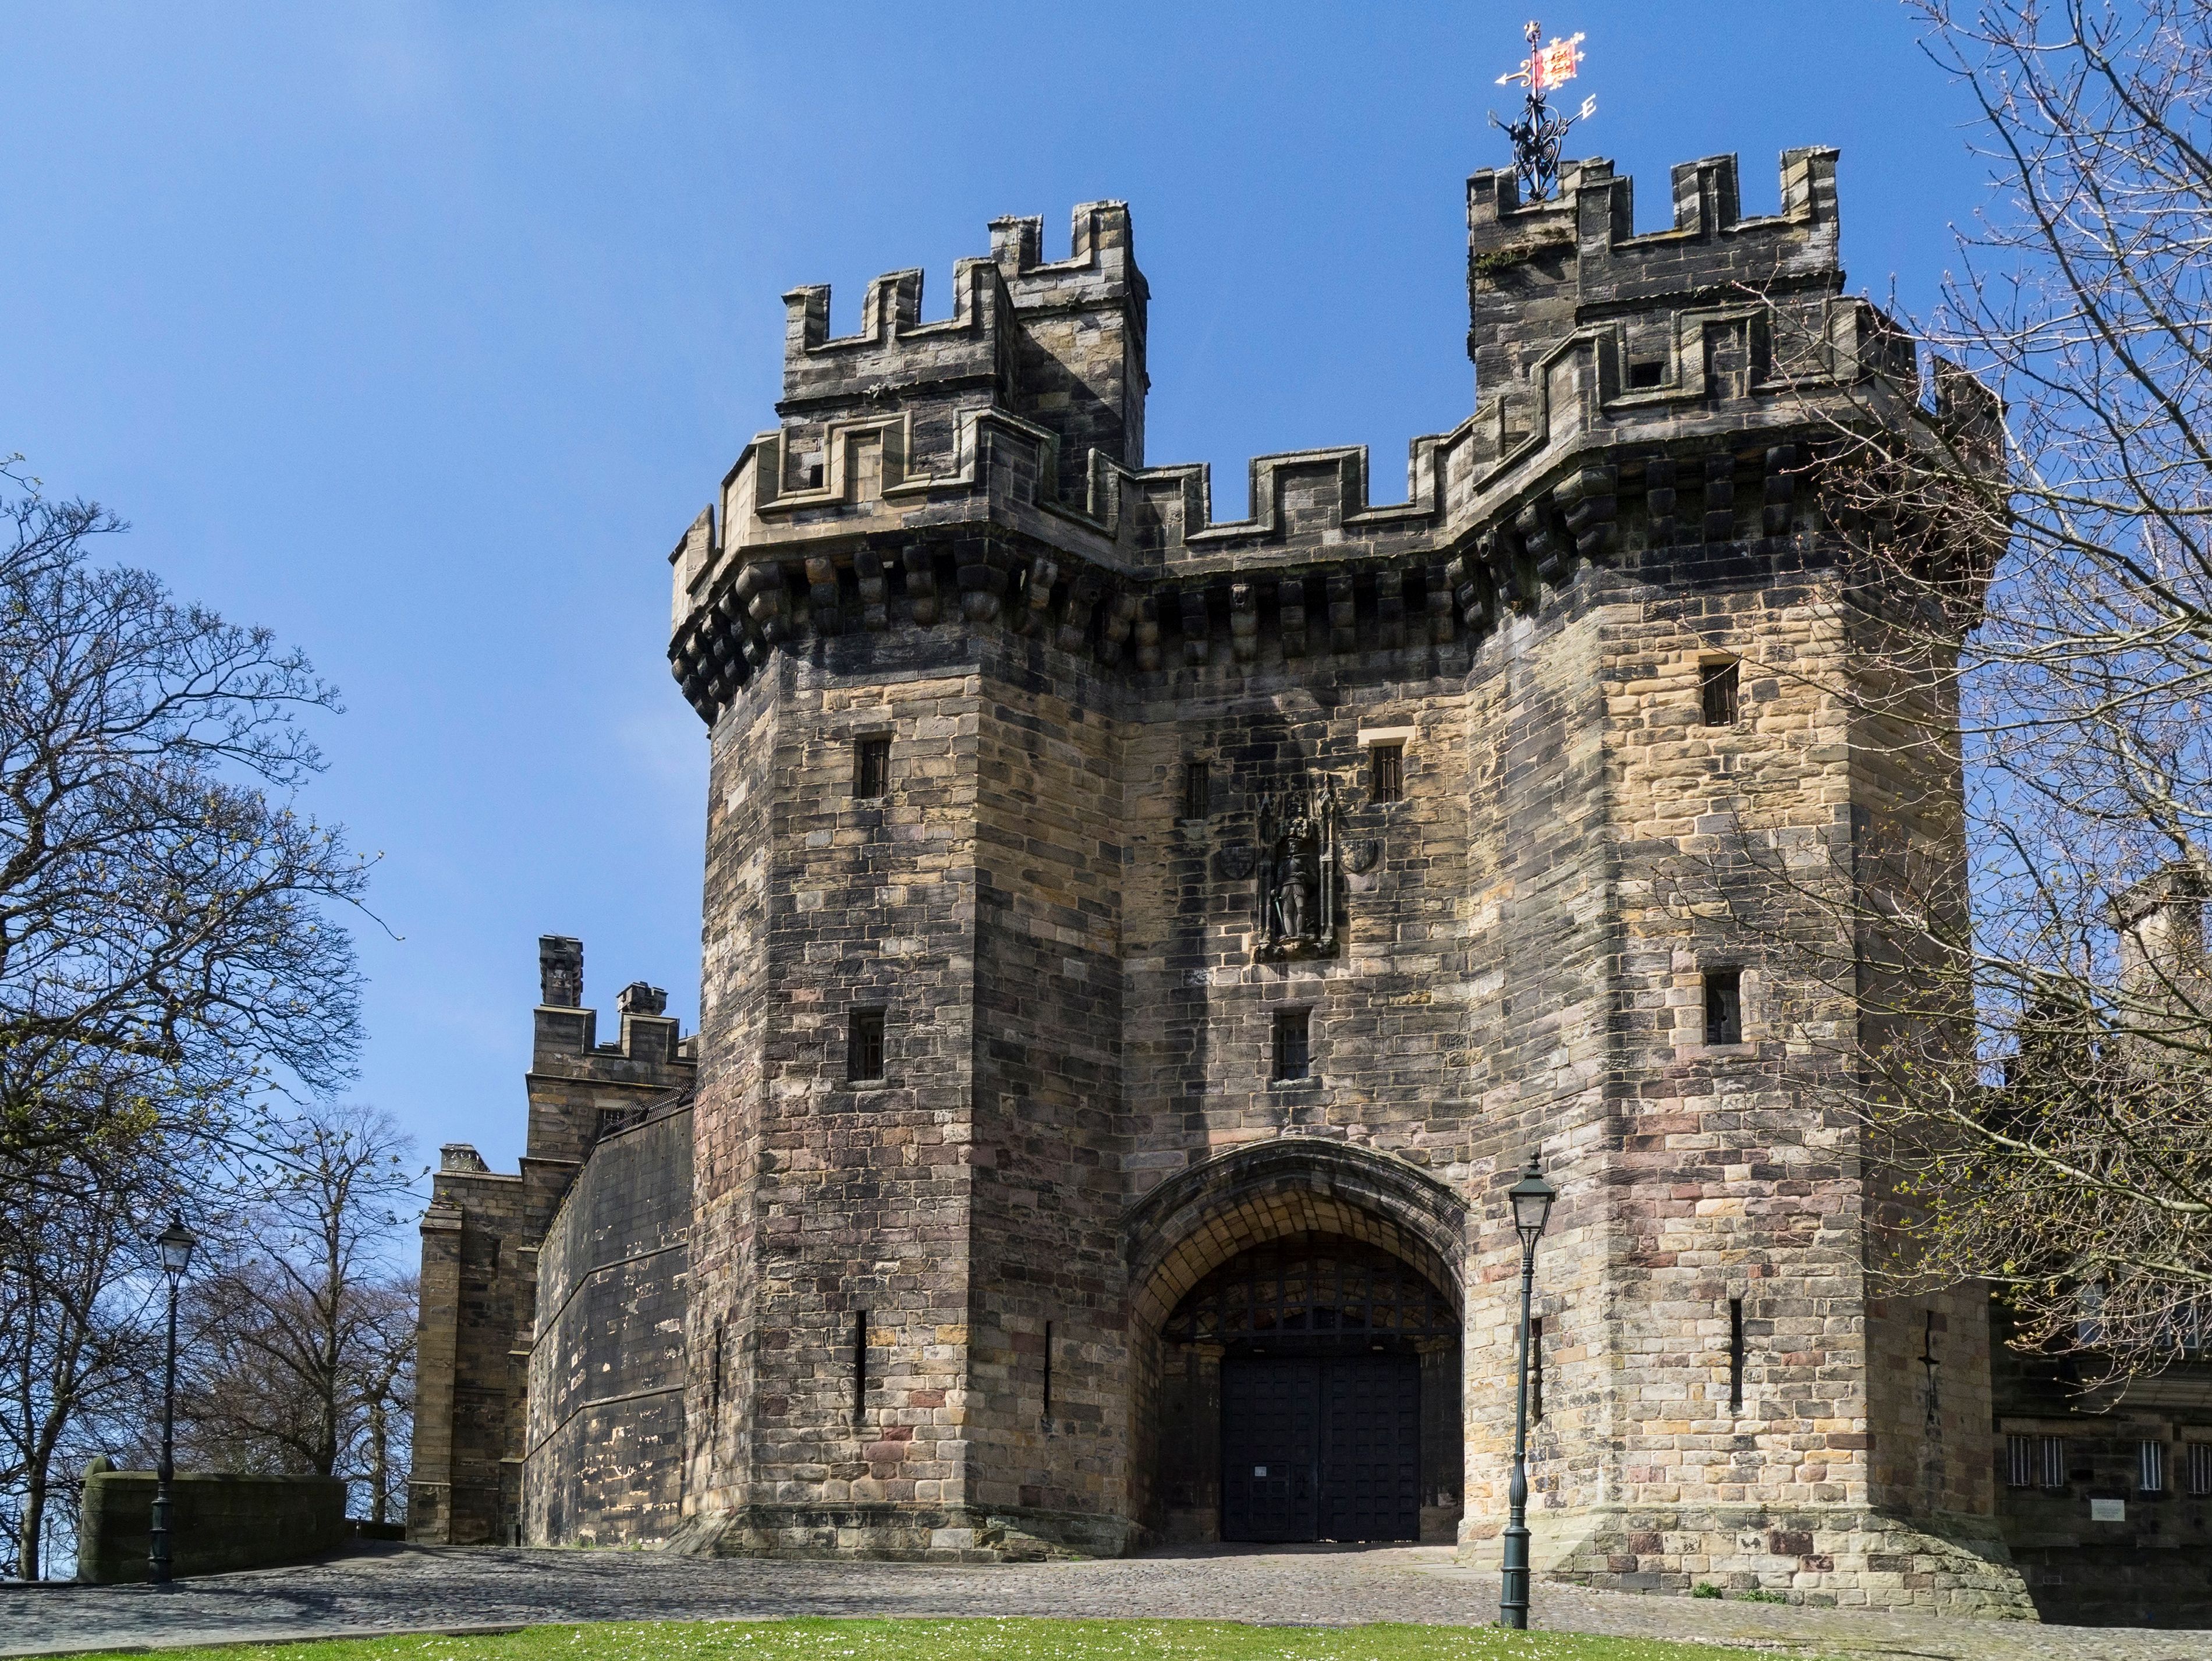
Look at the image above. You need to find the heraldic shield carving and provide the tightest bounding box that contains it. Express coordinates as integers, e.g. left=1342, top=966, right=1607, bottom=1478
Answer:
left=1254, top=775, right=1341, bottom=961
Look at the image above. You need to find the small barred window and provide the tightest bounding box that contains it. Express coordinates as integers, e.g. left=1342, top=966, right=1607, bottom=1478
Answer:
left=848, top=1008, right=885, bottom=1082
left=1370, top=743, right=1404, bottom=805
left=2142, top=1439, right=2168, bottom=1494
left=1705, top=969, right=1743, bottom=1046
left=2041, top=1435, right=2068, bottom=1489
left=1182, top=759, right=1210, bottom=821
left=1272, top=1008, right=1311, bottom=1082
left=1701, top=658, right=1740, bottom=727
left=2188, top=1443, right=2212, bottom=1496
left=855, top=735, right=891, bottom=800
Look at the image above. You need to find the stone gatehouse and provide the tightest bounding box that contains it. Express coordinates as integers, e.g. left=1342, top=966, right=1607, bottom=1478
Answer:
left=408, top=145, right=2212, bottom=1620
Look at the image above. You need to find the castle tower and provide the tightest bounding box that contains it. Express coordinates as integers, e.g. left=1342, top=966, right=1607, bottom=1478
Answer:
left=409, top=940, right=696, bottom=1545
left=632, top=155, right=2034, bottom=1605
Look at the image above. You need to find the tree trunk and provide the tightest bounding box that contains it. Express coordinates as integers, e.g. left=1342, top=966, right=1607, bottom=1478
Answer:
left=17, top=1474, right=41, bottom=1581
left=368, top=1397, right=387, bottom=1525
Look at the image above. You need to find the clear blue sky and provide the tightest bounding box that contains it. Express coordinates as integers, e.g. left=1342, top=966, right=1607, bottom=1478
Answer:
left=2, top=3, right=1991, bottom=1175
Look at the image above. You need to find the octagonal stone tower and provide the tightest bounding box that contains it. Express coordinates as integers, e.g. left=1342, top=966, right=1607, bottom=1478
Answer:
left=641, top=150, right=2030, bottom=1609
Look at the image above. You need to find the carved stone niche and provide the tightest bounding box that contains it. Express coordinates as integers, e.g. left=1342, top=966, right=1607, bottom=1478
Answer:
left=1253, top=776, right=1341, bottom=962
left=539, top=934, right=584, bottom=1009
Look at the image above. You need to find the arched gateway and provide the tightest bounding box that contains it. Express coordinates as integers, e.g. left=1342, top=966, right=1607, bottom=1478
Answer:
left=411, top=148, right=2058, bottom=1614
left=1125, top=1141, right=1466, bottom=1544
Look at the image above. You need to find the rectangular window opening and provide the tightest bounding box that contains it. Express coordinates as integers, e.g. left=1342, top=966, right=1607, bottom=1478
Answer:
left=1729, top=1297, right=1746, bottom=1412
left=2040, top=1435, right=2068, bottom=1490
left=1370, top=742, right=1404, bottom=805
left=1272, top=1008, right=1311, bottom=1082
left=1182, top=758, right=1210, bottom=821
left=2142, top=1439, right=2168, bottom=1494
left=2188, top=1442, right=2212, bottom=1496
left=2006, top=1433, right=2034, bottom=1489
left=1705, top=969, right=1743, bottom=1046
left=1628, top=359, right=1665, bottom=390
left=1701, top=658, right=1740, bottom=727
left=856, top=735, right=891, bottom=799
left=853, top=1309, right=868, bottom=1423
left=1531, top=1315, right=1544, bottom=1422
left=1043, top=1319, right=1054, bottom=1422
left=848, top=1008, right=886, bottom=1082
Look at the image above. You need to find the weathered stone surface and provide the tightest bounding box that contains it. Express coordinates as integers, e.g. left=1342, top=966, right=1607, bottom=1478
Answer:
left=414, top=147, right=2190, bottom=1620
left=409, top=946, right=696, bottom=1547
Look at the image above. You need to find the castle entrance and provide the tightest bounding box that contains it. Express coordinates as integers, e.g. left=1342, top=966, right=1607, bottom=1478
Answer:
left=1160, top=1238, right=1459, bottom=1543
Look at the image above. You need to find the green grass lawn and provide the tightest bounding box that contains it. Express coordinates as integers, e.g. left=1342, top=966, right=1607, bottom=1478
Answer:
left=63, top=1617, right=1823, bottom=1661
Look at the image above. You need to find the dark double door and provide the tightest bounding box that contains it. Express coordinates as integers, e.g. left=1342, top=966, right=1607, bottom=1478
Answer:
left=1220, top=1354, right=1420, bottom=1542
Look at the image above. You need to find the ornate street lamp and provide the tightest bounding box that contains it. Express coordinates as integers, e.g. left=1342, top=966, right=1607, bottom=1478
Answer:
left=149, top=1216, right=196, bottom=1588
left=1498, top=1157, right=1557, bottom=1630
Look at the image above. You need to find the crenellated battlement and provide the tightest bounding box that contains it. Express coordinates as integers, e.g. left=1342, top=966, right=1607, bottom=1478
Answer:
left=668, top=150, right=1932, bottom=721
left=774, top=202, right=1146, bottom=508
left=1466, top=148, right=1842, bottom=401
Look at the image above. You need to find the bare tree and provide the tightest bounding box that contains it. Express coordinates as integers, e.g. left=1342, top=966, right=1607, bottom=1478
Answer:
left=0, top=459, right=369, bottom=1195
left=353, top=1273, right=416, bottom=1527
left=1734, top=0, right=2212, bottom=1377
left=0, top=1136, right=166, bottom=1579
left=180, top=1104, right=417, bottom=1515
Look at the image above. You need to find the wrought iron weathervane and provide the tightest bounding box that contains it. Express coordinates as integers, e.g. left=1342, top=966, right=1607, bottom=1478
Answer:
left=1491, top=19, right=1597, bottom=203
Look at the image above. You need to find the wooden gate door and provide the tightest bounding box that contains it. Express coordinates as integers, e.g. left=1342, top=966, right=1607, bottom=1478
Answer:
left=1220, top=1357, right=1320, bottom=1542
left=1318, top=1354, right=1421, bottom=1542
left=1221, top=1355, right=1421, bottom=1542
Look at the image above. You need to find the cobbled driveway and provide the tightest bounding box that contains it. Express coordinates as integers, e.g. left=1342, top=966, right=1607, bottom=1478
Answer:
left=5, top=1542, right=2210, bottom=1661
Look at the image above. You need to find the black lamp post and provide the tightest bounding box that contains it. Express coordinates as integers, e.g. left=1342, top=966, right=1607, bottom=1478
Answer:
left=1498, top=1157, right=1557, bottom=1631
left=148, top=1215, right=196, bottom=1587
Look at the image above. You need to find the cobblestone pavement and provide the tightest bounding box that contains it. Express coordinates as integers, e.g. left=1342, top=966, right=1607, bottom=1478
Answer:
left=5, top=1543, right=2210, bottom=1661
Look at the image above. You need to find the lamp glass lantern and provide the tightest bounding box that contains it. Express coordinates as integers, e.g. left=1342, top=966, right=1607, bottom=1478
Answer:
left=155, top=1217, right=197, bottom=1283
left=1508, top=1162, right=1557, bottom=1246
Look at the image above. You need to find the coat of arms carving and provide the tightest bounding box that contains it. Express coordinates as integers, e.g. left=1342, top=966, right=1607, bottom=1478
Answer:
left=1253, top=776, right=1341, bottom=961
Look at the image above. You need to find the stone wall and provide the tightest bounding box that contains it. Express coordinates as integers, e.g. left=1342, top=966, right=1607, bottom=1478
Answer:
left=77, top=1471, right=348, bottom=1583
left=524, top=1099, right=693, bottom=1546
left=1991, top=1305, right=2212, bottom=1625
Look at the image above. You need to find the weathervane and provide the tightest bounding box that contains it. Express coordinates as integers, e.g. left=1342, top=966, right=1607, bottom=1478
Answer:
left=1491, top=20, right=1597, bottom=203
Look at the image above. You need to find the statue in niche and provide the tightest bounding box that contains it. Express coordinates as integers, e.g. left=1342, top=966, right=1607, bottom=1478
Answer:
left=1254, top=777, right=1339, bottom=961
left=539, top=936, right=584, bottom=1008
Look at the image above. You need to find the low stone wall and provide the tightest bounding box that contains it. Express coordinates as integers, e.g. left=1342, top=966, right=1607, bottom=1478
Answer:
left=77, top=1468, right=349, bottom=1582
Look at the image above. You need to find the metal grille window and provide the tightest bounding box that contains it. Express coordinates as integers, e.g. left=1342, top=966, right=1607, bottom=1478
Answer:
left=2006, top=1434, right=2034, bottom=1488
left=1370, top=743, right=1404, bottom=804
left=1182, top=759, right=1210, bottom=821
left=1272, top=1008, right=1311, bottom=1082
left=848, top=1008, right=885, bottom=1082
left=1701, top=658, right=1740, bottom=726
left=1163, top=1242, right=1458, bottom=1353
left=855, top=735, right=891, bottom=799
left=2189, top=1443, right=2212, bottom=1496
left=2142, top=1439, right=2168, bottom=1494
left=1705, top=969, right=1743, bottom=1046
left=2040, top=1436, right=2068, bottom=1489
